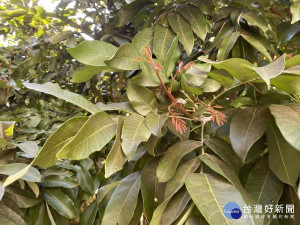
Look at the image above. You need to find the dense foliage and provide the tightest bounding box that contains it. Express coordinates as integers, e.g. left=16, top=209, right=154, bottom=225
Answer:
left=1, top=0, right=300, bottom=224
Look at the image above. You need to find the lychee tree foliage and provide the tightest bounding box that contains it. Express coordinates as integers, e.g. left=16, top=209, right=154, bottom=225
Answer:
left=1, top=0, right=300, bottom=225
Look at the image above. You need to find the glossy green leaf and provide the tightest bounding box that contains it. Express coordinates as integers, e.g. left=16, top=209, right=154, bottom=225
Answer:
left=156, top=140, right=202, bottom=182
left=167, top=12, right=194, bottom=56
left=121, top=114, right=151, bottom=160
left=132, top=27, right=153, bottom=52
left=230, top=107, right=271, bottom=162
left=285, top=54, right=300, bottom=68
left=71, top=65, right=116, bottom=83
left=67, top=40, right=117, bottom=66
left=105, top=43, right=141, bottom=70
left=50, top=31, right=73, bottom=44
left=146, top=112, right=168, bottom=137
left=5, top=186, right=41, bottom=208
left=183, top=64, right=209, bottom=87
left=217, top=31, right=240, bottom=61
left=127, top=82, right=157, bottom=115
left=78, top=200, right=97, bottom=225
left=105, top=117, right=127, bottom=178
left=57, top=112, right=117, bottom=160
left=200, top=78, right=221, bottom=92
left=177, top=4, right=209, bottom=41
left=32, top=117, right=87, bottom=167
left=44, top=189, right=77, bottom=219
left=240, top=30, right=272, bottom=62
left=76, top=168, right=94, bottom=194
left=245, top=156, right=284, bottom=225
left=271, top=75, right=300, bottom=95
left=16, top=141, right=39, bottom=157
left=96, top=181, right=121, bottom=204
left=27, top=181, right=39, bottom=198
left=23, top=82, right=100, bottom=114
left=102, top=172, right=141, bottom=225
left=161, top=36, right=180, bottom=77
left=153, top=25, right=176, bottom=63
left=186, top=174, right=256, bottom=225
left=206, top=69, right=234, bottom=88
left=266, top=122, right=300, bottom=185
left=291, top=2, right=300, bottom=24
left=198, top=56, right=257, bottom=82
left=277, top=22, right=300, bottom=45
left=0, top=163, right=41, bottom=183
left=269, top=103, right=300, bottom=151
left=249, top=54, right=285, bottom=85
left=41, top=175, right=78, bottom=188
left=242, top=11, right=268, bottom=32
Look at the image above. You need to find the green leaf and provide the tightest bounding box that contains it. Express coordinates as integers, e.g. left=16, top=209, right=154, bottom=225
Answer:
left=105, top=117, right=127, bottom=178
left=114, top=0, right=149, bottom=27
left=102, top=172, right=141, bottom=225
left=269, top=103, right=300, bottom=151
left=71, top=66, right=117, bottom=83
left=206, top=69, right=234, bottom=88
left=132, top=27, right=153, bottom=53
left=230, top=107, right=271, bottom=162
left=160, top=189, right=190, bottom=225
left=32, top=117, right=88, bottom=167
left=41, top=175, right=78, bottom=188
left=291, top=2, right=300, bottom=24
left=198, top=56, right=257, bottom=82
left=240, top=30, right=272, bottom=62
left=245, top=157, right=284, bottom=225
left=105, top=43, right=141, bottom=70
left=0, top=182, right=4, bottom=201
left=67, top=40, right=118, bottom=66
left=141, top=158, right=165, bottom=221
left=23, top=82, right=100, bottom=114
left=121, top=114, right=151, bottom=160
left=186, top=174, right=256, bottom=225
left=57, top=112, right=117, bottom=160
left=156, top=140, right=202, bottom=182
left=3, top=165, right=33, bottom=187
left=177, top=4, right=209, bottom=41
left=167, top=12, right=194, bottom=56
left=249, top=54, right=285, bottom=85
left=271, top=75, right=300, bottom=95
left=76, top=168, right=94, bottom=194
left=204, top=138, right=241, bottom=172
left=217, top=31, right=240, bottom=61
left=96, top=102, right=134, bottom=113
left=146, top=112, right=168, bottom=137
left=50, top=31, right=73, bottom=44
left=277, top=22, right=300, bottom=45
left=96, top=181, right=121, bottom=204
left=27, top=181, right=39, bottom=198
left=0, top=9, right=26, bottom=17
left=200, top=78, right=221, bottom=92
left=127, top=82, right=157, bottom=115
left=242, top=11, right=268, bottom=33
left=0, top=121, right=15, bottom=141
left=5, top=186, right=41, bottom=208
left=153, top=25, right=176, bottom=63
left=78, top=200, right=97, bottom=225
left=44, top=189, right=77, bottom=219
left=183, top=64, right=209, bottom=87
left=266, top=122, right=300, bottom=185
left=16, top=141, right=39, bottom=157
left=285, top=54, right=300, bottom=68
left=0, top=163, right=41, bottom=183
left=0, top=203, right=27, bottom=225
left=161, top=36, right=181, bottom=77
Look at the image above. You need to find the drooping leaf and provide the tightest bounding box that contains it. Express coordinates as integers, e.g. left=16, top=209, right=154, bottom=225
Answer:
left=96, top=181, right=121, bottom=204
left=32, top=117, right=87, bottom=167
left=0, top=163, right=41, bottom=183
left=105, top=43, right=141, bottom=70
left=200, top=78, right=221, bottom=92
left=249, top=54, right=285, bottom=85
left=183, top=63, right=209, bottom=87
left=146, top=112, right=168, bottom=137
left=23, top=82, right=100, bottom=114
left=156, top=140, right=202, bottom=182
left=242, top=11, right=268, bottom=33
left=132, top=27, right=153, bottom=53
left=177, top=4, right=209, bottom=41
left=217, top=31, right=240, bottom=61
left=291, top=2, right=300, bottom=24
left=71, top=65, right=117, bottom=83
left=161, top=36, right=180, bottom=77
left=186, top=174, right=256, bottom=225
left=230, top=107, right=271, bottom=162
left=26, top=181, right=39, bottom=198
left=127, top=82, right=157, bottom=115
left=153, top=25, right=176, bottom=63
left=67, top=40, right=118, bottom=66
left=167, top=12, right=194, bottom=56
left=102, top=172, right=141, bottom=225
left=266, top=122, right=300, bottom=185
left=0, top=203, right=27, bottom=225
left=41, top=175, right=78, bottom=188
left=16, top=141, right=39, bottom=158
left=78, top=200, right=98, bottom=225
left=277, top=22, right=300, bottom=45
left=271, top=75, right=300, bottom=95
left=5, top=186, right=41, bottom=208
left=50, top=31, right=73, bottom=44
left=269, top=103, right=300, bottom=151
left=206, top=69, right=234, bottom=88
left=245, top=156, right=284, bottom=225
left=76, top=167, right=94, bottom=194
left=44, top=189, right=78, bottom=219
left=57, top=112, right=117, bottom=160
left=198, top=56, right=257, bottom=82
left=105, top=117, right=127, bottom=178
left=121, top=114, right=151, bottom=160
